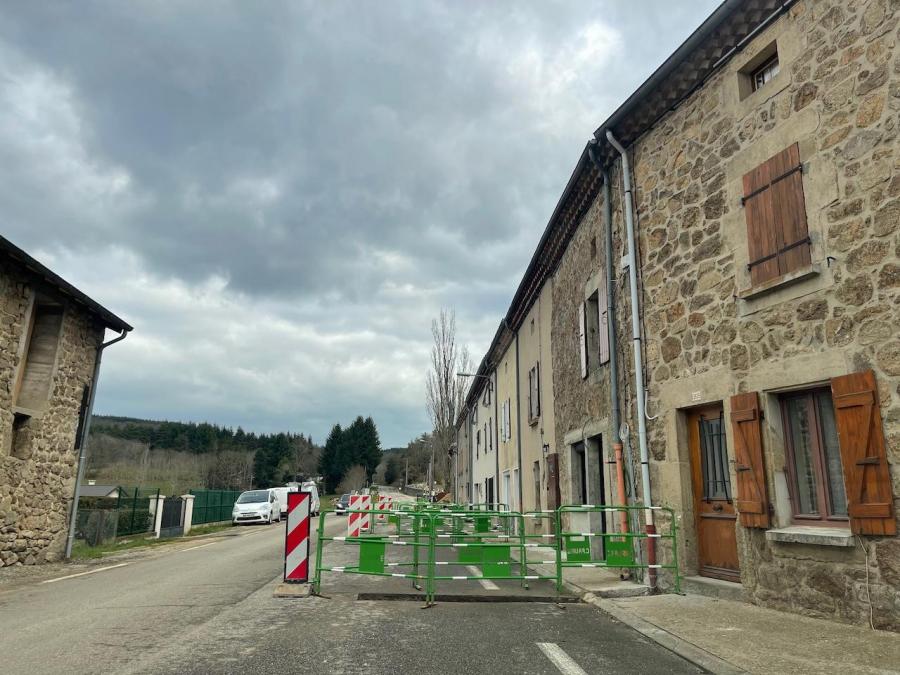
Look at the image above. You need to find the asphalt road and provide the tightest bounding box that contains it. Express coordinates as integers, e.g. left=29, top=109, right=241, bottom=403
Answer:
left=0, top=497, right=701, bottom=675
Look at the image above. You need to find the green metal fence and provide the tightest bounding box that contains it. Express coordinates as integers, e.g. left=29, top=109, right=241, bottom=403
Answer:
left=312, top=502, right=680, bottom=605
left=189, top=489, right=241, bottom=525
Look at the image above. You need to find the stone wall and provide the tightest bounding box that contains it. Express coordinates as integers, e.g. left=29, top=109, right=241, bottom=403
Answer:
left=610, top=0, right=900, bottom=629
left=0, top=259, right=102, bottom=566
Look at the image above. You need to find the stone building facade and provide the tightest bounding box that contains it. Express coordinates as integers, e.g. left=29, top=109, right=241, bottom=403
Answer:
left=0, top=237, right=130, bottom=566
left=459, top=0, right=900, bottom=630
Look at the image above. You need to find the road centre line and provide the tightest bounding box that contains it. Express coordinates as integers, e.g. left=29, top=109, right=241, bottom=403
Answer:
left=465, top=565, right=499, bottom=590
left=536, top=643, right=589, bottom=675
left=42, top=563, right=129, bottom=584
left=178, top=541, right=218, bottom=552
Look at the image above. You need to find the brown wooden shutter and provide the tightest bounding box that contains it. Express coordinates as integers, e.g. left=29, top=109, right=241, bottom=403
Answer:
left=831, top=371, right=896, bottom=536
left=535, top=362, right=541, bottom=417
left=742, top=143, right=811, bottom=286
left=598, top=277, right=610, bottom=365
left=729, top=392, right=770, bottom=528
left=578, top=303, right=587, bottom=378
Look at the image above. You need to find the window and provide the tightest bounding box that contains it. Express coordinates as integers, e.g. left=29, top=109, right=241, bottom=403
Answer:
left=483, top=383, right=491, bottom=406
left=14, top=302, right=64, bottom=413
left=580, top=286, right=610, bottom=376
left=752, top=53, right=780, bottom=91
left=472, top=406, right=478, bottom=424
left=476, top=429, right=481, bottom=459
left=528, top=363, right=540, bottom=422
left=781, top=389, right=848, bottom=522
left=699, top=411, right=731, bottom=501
left=500, top=399, right=511, bottom=442
left=742, top=143, right=811, bottom=286
left=533, top=461, right=542, bottom=514
left=738, top=41, right=779, bottom=100
left=488, top=419, right=493, bottom=451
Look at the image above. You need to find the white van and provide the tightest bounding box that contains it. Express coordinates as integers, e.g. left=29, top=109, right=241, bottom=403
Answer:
left=301, top=482, right=321, bottom=516
left=271, top=484, right=320, bottom=517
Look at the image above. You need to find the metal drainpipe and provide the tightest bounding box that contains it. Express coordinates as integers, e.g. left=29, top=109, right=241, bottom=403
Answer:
left=512, top=323, right=523, bottom=514
left=65, top=328, right=129, bottom=559
left=605, top=130, right=657, bottom=591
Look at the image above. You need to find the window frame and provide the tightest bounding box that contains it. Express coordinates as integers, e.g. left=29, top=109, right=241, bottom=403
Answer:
left=780, top=388, right=849, bottom=526
left=528, top=363, right=540, bottom=423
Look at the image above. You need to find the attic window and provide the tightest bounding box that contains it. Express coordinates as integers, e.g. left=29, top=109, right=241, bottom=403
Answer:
left=738, top=41, right=780, bottom=100
left=752, top=54, right=780, bottom=91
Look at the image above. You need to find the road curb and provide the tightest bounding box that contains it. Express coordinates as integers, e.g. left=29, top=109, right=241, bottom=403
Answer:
left=582, top=593, right=747, bottom=675
left=273, top=582, right=312, bottom=598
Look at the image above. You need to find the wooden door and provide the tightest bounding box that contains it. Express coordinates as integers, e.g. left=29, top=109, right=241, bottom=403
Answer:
left=688, top=405, right=740, bottom=583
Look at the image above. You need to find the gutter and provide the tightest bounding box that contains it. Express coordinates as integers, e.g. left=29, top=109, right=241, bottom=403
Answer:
left=64, top=328, right=130, bottom=559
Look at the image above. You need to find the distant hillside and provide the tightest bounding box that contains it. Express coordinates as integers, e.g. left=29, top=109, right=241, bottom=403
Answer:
left=87, top=415, right=321, bottom=492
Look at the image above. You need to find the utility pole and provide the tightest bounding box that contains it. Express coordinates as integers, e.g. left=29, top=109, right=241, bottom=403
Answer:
left=404, top=458, right=409, bottom=489
left=429, top=438, right=435, bottom=501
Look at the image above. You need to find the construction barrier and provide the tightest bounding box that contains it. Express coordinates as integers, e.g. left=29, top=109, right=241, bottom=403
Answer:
left=284, top=491, right=310, bottom=583
left=347, top=494, right=372, bottom=537
left=556, top=504, right=681, bottom=593
left=312, top=501, right=681, bottom=605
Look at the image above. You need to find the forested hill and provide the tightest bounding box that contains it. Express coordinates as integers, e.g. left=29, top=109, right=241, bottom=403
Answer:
left=90, top=415, right=313, bottom=455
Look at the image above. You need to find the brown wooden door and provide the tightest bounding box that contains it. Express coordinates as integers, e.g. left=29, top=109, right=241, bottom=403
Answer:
left=688, top=405, right=741, bottom=583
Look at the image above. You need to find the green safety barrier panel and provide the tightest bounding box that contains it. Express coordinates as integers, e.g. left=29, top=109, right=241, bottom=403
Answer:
left=605, top=536, right=634, bottom=567
left=359, top=540, right=386, bottom=574
left=474, top=515, right=491, bottom=533
left=456, top=541, right=482, bottom=564
left=564, top=535, right=592, bottom=563
left=482, top=545, right=511, bottom=578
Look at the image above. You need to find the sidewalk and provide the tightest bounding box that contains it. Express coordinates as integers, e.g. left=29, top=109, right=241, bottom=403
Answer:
left=583, top=589, right=900, bottom=674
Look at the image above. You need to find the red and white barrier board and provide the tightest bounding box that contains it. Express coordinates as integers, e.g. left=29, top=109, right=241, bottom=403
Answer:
left=376, top=495, right=393, bottom=522
left=284, top=491, right=310, bottom=583
left=347, top=494, right=372, bottom=537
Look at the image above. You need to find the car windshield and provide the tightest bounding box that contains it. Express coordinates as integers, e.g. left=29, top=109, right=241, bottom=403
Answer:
left=237, top=491, right=269, bottom=504
left=339, top=494, right=351, bottom=504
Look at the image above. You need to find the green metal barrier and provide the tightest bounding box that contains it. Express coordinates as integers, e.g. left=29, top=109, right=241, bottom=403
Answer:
left=555, top=504, right=681, bottom=593
left=311, top=502, right=680, bottom=605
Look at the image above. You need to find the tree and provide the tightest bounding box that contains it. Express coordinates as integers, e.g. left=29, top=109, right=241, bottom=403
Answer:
left=384, top=455, right=400, bottom=485
left=425, top=308, right=471, bottom=488
left=319, top=424, right=345, bottom=493
left=337, top=465, right=367, bottom=494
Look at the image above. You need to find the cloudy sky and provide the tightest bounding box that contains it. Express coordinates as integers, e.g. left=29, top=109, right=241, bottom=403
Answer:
left=0, top=1, right=720, bottom=447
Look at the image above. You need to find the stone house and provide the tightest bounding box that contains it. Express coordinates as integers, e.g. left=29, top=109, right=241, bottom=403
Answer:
left=0, top=236, right=131, bottom=566
left=459, top=0, right=900, bottom=630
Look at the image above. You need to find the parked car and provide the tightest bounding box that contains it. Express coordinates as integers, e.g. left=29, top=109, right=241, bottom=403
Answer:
left=232, top=489, right=280, bottom=525
left=270, top=486, right=298, bottom=517
left=334, top=493, right=352, bottom=515
left=301, top=482, right=321, bottom=516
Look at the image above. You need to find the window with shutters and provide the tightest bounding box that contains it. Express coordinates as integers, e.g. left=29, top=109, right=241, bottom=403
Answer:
left=742, top=143, right=811, bottom=287
left=585, top=293, right=600, bottom=372
left=476, top=429, right=481, bottom=459
left=578, top=303, right=587, bottom=379
left=781, top=388, right=848, bottom=523
left=528, top=363, right=540, bottom=423
left=483, top=383, right=491, bottom=406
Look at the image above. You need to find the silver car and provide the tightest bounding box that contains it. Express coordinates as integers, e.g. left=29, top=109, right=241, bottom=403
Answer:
left=232, top=489, right=281, bottom=525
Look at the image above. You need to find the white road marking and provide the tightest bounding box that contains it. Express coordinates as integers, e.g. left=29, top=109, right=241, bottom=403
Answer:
left=465, top=565, right=499, bottom=590
left=536, top=643, right=588, bottom=675
left=178, top=542, right=218, bottom=552
left=42, top=563, right=129, bottom=584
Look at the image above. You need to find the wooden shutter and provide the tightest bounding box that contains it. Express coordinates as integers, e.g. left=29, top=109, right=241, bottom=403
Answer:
left=742, top=143, right=811, bottom=286
left=534, top=362, right=541, bottom=417
left=578, top=302, right=587, bottom=378
left=831, top=371, right=896, bottom=535
left=598, top=278, right=610, bottom=365
left=729, top=392, right=770, bottom=528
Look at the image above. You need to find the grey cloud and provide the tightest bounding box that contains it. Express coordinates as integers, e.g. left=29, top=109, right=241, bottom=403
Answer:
left=0, top=1, right=720, bottom=445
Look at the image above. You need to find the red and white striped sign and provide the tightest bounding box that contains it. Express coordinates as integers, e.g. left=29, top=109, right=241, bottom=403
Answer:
left=376, top=495, right=393, bottom=522
left=284, top=491, right=310, bottom=583
left=347, top=494, right=372, bottom=537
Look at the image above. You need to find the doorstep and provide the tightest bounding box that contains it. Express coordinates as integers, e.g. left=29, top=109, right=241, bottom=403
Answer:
left=681, top=575, right=746, bottom=603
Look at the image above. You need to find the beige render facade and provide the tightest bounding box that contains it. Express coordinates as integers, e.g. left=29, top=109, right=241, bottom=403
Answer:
left=460, top=0, right=900, bottom=630
left=0, top=236, right=130, bottom=566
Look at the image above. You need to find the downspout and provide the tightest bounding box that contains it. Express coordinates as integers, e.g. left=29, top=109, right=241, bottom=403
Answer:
left=605, top=130, right=657, bottom=591
left=493, top=369, right=499, bottom=508
left=510, top=320, right=523, bottom=514
left=585, top=153, right=629, bottom=545
left=65, top=327, right=129, bottom=559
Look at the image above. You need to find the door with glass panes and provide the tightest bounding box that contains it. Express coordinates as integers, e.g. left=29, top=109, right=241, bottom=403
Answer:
left=688, top=405, right=740, bottom=582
